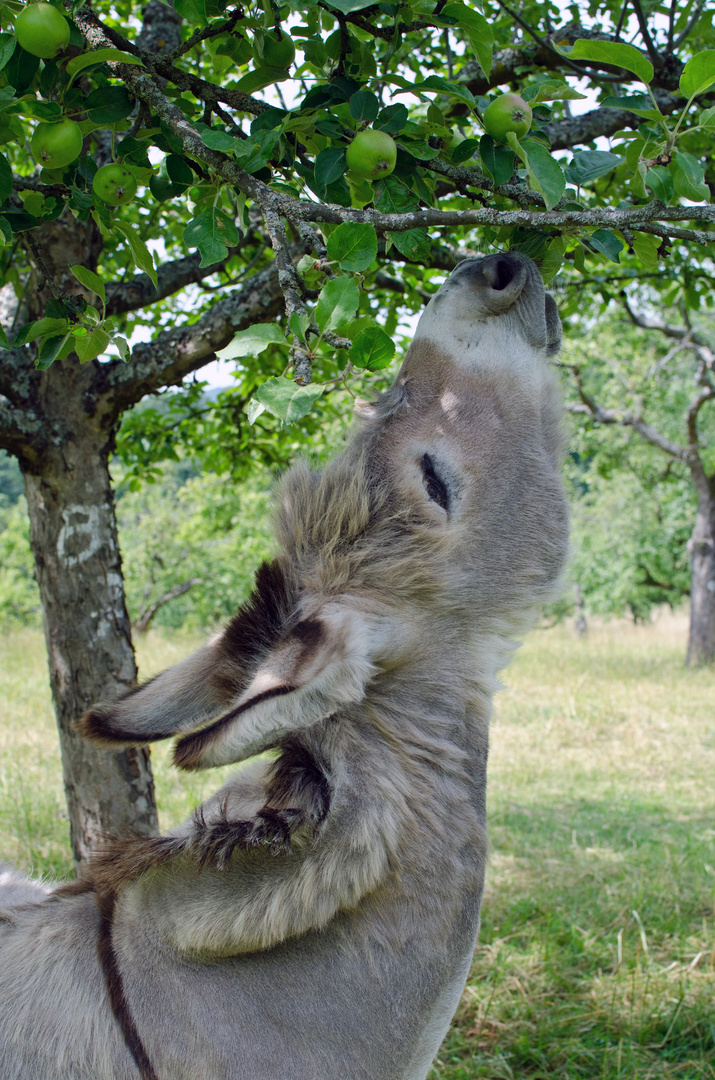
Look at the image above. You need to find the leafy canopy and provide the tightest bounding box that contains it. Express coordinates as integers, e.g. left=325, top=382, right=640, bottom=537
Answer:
left=0, top=0, right=713, bottom=432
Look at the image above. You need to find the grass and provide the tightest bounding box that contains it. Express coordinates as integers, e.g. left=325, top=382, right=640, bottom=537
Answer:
left=1, top=613, right=713, bottom=1078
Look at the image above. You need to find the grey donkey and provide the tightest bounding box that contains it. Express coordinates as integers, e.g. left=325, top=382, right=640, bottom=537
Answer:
left=0, top=252, right=568, bottom=1080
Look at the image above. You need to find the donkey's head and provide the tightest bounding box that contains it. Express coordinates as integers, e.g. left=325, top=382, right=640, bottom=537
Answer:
left=81, top=252, right=568, bottom=770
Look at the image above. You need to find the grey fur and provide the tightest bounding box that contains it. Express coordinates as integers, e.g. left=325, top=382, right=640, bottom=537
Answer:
left=0, top=252, right=569, bottom=1080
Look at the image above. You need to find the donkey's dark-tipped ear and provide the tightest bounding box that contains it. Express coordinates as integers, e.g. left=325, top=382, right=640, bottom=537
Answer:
left=78, top=560, right=296, bottom=748
left=174, top=606, right=377, bottom=771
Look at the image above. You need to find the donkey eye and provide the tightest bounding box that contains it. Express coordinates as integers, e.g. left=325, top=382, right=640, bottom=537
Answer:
left=421, top=454, right=450, bottom=512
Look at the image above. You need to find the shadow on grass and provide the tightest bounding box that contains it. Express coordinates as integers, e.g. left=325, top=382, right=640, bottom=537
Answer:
left=431, top=797, right=715, bottom=1080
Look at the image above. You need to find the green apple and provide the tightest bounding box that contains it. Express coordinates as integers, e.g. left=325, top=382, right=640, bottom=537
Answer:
left=92, top=164, right=138, bottom=206
left=30, top=119, right=82, bottom=169
left=15, top=1, right=69, bottom=58
left=483, top=93, right=532, bottom=143
left=15, top=2, right=69, bottom=59
left=259, top=30, right=295, bottom=69
left=346, top=129, right=397, bottom=182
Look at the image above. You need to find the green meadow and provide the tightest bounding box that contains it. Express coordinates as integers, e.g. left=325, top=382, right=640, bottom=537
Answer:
left=1, top=613, right=713, bottom=1079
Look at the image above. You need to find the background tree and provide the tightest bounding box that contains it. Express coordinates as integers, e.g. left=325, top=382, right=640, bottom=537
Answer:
left=563, top=278, right=715, bottom=664
left=0, top=0, right=713, bottom=863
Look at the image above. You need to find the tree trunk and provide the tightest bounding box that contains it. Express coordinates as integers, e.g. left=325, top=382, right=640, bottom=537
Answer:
left=9, top=212, right=158, bottom=867
left=686, top=491, right=715, bottom=666
left=21, top=430, right=158, bottom=865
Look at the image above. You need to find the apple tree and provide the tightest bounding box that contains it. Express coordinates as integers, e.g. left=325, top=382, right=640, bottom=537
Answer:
left=0, top=0, right=714, bottom=863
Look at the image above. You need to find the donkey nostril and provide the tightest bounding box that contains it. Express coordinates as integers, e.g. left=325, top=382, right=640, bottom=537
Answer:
left=483, top=256, right=517, bottom=291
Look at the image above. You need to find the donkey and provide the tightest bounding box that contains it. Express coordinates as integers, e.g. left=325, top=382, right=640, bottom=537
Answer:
left=0, top=251, right=568, bottom=1080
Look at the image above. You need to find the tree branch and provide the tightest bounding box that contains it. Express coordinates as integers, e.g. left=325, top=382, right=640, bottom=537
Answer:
left=686, top=386, right=715, bottom=451
left=631, top=0, right=661, bottom=66
left=461, top=22, right=684, bottom=96
left=105, top=234, right=264, bottom=317
left=545, top=89, right=683, bottom=151
left=133, top=578, right=204, bottom=633
left=72, top=8, right=270, bottom=117
left=674, top=1, right=706, bottom=48
left=0, top=395, right=46, bottom=460
left=565, top=367, right=687, bottom=459
left=96, top=263, right=283, bottom=414
left=621, top=294, right=714, bottom=348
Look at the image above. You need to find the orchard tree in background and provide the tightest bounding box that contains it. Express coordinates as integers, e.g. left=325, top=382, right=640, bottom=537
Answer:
left=562, top=272, right=715, bottom=665
left=0, top=0, right=714, bottom=865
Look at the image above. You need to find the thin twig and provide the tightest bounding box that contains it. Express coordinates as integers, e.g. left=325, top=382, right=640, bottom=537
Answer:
left=493, top=0, right=625, bottom=83
left=615, top=0, right=629, bottom=42
left=631, top=0, right=661, bottom=65
left=674, top=0, right=706, bottom=47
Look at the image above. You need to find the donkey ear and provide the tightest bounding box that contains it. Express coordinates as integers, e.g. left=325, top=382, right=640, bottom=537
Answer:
left=78, top=561, right=296, bottom=747
left=173, top=605, right=376, bottom=771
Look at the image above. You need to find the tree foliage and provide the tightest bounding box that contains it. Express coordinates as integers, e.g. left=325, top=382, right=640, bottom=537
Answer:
left=0, top=0, right=713, bottom=442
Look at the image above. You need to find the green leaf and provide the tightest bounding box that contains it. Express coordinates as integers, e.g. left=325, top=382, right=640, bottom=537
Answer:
left=314, top=147, right=347, bottom=188
left=387, top=227, right=431, bottom=263
left=680, top=51, right=715, bottom=99
left=182, top=208, right=238, bottom=269
left=35, top=332, right=74, bottom=370
left=0, top=152, right=12, bottom=204
left=14, top=317, right=69, bottom=346
left=174, top=0, right=208, bottom=25
left=519, top=138, right=566, bottom=210
left=632, top=233, right=660, bottom=270
left=217, top=324, right=286, bottom=360
left=0, top=216, right=11, bottom=244
left=672, top=152, right=709, bottom=202
left=480, top=135, right=515, bottom=186
left=564, top=151, right=622, bottom=185
left=234, top=66, right=289, bottom=95
left=326, top=221, right=377, bottom=272
left=522, top=81, right=587, bottom=104
left=349, top=325, right=395, bottom=370
left=0, top=322, right=10, bottom=348
left=600, top=94, right=664, bottom=121
left=201, top=128, right=242, bottom=152
left=315, top=276, right=360, bottom=332
left=115, top=220, right=159, bottom=286
left=587, top=229, right=624, bottom=263
left=6, top=44, right=39, bottom=93
left=322, top=0, right=375, bottom=13
left=66, top=48, right=145, bottom=80
left=0, top=34, right=15, bottom=72
left=441, top=2, right=493, bottom=80
left=372, top=174, right=419, bottom=214
left=396, top=75, right=476, bottom=108
left=645, top=165, right=674, bottom=203
left=374, top=104, right=408, bottom=134
left=699, top=106, right=715, bottom=129
left=0, top=85, right=16, bottom=113
left=253, top=376, right=324, bottom=423
left=561, top=39, right=654, bottom=85
left=70, top=264, right=105, bottom=304
left=75, top=326, right=110, bottom=364
left=289, top=311, right=310, bottom=343
left=84, top=86, right=134, bottom=124
left=349, top=90, right=379, bottom=123
left=451, top=138, right=480, bottom=164
left=165, top=154, right=194, bottom=192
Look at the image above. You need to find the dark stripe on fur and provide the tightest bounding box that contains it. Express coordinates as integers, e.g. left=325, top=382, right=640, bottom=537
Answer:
left=77, top=686, right=175, bottom=747
left=172, top=684, right=297, bottom=770
left=266, top=738, right=331, bottom=827
left=96, top=889, right=159, bottom=1080
left=212, top=559, right=296, bottom=699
